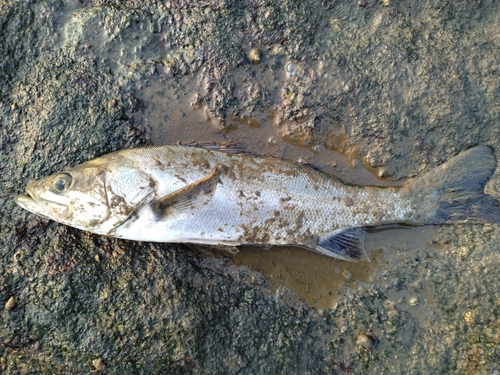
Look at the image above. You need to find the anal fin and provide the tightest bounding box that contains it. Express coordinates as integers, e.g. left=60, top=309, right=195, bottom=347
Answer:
left=316, top=227, right=368, bottom=262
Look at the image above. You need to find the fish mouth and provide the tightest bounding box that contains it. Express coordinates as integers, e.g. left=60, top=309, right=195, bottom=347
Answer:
left=14, top=194, right=49, bottom=217
left=15, top=192, right=69, bottom=220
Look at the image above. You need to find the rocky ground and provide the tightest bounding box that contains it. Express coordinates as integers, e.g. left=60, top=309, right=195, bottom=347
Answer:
left=1, top=0, right=499, bottom=373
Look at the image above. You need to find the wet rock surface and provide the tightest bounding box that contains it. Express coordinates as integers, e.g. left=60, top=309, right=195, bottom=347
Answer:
left=1, top=0, right=500, bottom=374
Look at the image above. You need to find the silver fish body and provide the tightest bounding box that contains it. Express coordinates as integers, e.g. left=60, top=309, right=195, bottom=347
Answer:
left=14, top=145, right=500, bottom=261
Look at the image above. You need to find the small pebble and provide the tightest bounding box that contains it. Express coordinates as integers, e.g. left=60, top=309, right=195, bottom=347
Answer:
left=4, top=296, right=16, bottom=311
left=107, top=98, right=117, bottom=109
left=459, top=246, right=469, bottom=256
left=286, top=63, right=296, bottom=73
left=92, top=358, right=106, bottom=372
left=285, top=63, right=301, bottom=79
left=249, top=48, right=261, bottom=64
left=377, top=167, right=387, bottom=178
left=463, top=311, right=475, bottom=325
left=356, top=334, right=375, bottom=349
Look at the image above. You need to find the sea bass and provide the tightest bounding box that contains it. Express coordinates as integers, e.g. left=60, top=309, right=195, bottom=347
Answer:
left=14, top=145, right=500, bottom=261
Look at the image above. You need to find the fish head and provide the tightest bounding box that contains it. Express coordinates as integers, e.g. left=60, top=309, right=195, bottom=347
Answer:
left=14, top=156, right=155, bottom=235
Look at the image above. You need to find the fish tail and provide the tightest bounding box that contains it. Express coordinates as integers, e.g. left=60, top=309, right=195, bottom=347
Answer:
left=408, top=145, right=500, bottom=224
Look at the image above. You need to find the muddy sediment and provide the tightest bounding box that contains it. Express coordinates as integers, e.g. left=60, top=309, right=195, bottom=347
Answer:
left=1, top=0, right=500, bottom=374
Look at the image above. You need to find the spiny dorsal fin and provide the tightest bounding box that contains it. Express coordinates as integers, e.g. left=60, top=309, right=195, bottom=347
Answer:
left=177, top=141, right=332, bottom=172
left=151, top=165, right=224, bottom=217
left=178, top=141, right=244, bottom=155
left=316, top=227, right=368, bottom=262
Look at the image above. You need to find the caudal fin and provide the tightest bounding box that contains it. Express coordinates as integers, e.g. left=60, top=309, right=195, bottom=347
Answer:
left=408, top=145, right=500, bottom=224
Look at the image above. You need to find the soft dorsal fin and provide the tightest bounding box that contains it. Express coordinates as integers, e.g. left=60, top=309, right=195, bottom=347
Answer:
left=315, top=227, right=368, bottom=262
left=151, top=165, right=224, bottom=217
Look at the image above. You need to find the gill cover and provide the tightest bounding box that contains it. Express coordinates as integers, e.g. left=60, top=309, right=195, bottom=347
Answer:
left=102, top=165, right=156, bottom=232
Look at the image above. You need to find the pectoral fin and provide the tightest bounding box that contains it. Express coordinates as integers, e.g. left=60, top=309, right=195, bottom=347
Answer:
left=152, top=165, right=223, bottom=217
left=315, top=227, right=368, bottom=262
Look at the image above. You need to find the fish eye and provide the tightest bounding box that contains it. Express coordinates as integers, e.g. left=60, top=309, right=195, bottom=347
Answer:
left=52, top=173, right=72, bottom=193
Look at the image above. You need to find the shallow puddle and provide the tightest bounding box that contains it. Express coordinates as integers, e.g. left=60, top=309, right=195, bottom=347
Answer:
left=212, top=225, right=438, bottom=308
left=135, top=74, right=440, bottom=309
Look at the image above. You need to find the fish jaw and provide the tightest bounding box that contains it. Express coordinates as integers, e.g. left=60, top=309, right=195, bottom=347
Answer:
left=14, top=194, right=45, bottom=215
left=14, top=193, right=69, bottom=219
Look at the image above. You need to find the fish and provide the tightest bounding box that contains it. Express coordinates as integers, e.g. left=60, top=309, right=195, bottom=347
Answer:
left=14, top=144, right=500, bottom=261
